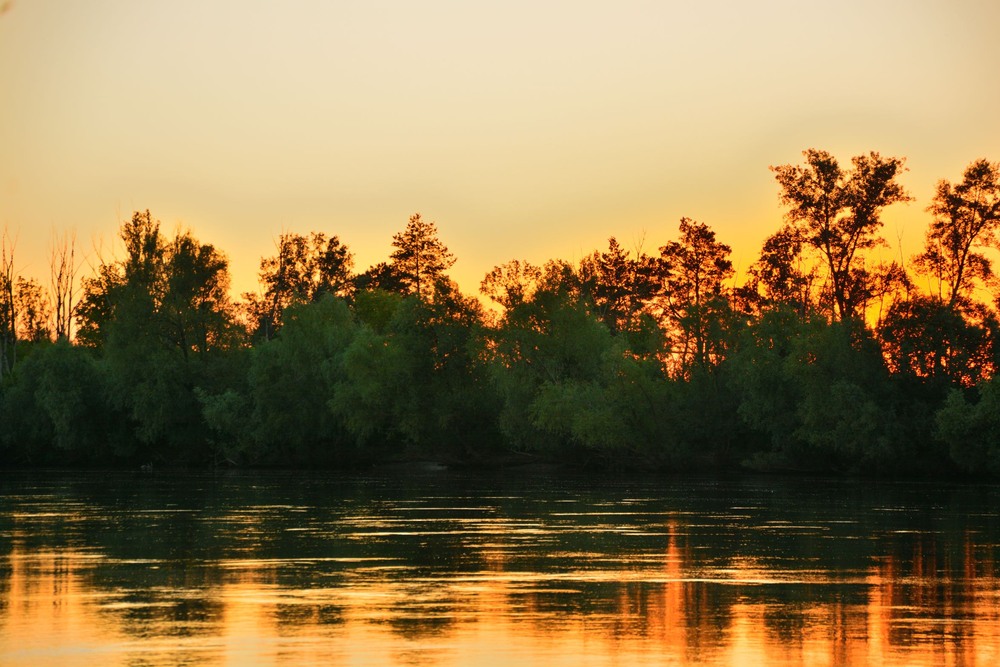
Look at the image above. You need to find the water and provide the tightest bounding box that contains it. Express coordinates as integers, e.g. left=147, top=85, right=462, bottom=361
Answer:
left=2, top=469, right=999, bottom=666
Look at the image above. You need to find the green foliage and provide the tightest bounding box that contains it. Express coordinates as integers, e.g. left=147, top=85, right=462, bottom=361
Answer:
left=244, top=296, right=357, bottom=464
left=770, top=150, right=911, bottom=321
left=731, top=312, right=902, bottom=473
left=0, top=342, right=128, bottom=464
left=7, top=154, right=1000, bottom=477
left=936, top=381, right=1000, bottom=474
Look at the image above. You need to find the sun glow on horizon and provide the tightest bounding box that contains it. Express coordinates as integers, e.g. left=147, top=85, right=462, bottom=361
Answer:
left=1, top=1, right=998, bottom=300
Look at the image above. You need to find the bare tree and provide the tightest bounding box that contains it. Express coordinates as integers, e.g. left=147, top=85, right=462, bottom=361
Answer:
left=0, top=229, right=17, bottom=378
left=50, top=229, right=79, bottom=341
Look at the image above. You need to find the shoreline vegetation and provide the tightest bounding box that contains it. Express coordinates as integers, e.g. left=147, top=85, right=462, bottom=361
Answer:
left=3, top=149, right=1000, bottom=478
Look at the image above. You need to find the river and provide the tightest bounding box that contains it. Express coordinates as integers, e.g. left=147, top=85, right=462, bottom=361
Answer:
left=2, top=469, right=999, bottom=665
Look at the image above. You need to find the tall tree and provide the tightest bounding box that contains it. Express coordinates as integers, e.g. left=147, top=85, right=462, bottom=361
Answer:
left=388, top=213, right=455, bottom=300
left=0, top=230, right=16, bottom=377
left=50, top=230, right=78, bottom=341
left=657, top=218, right=734, bottom=371
left=579, top=237, right=659, bottom=334
left=15, top=277, right=50, bottom=343
left=480, top=259, right=542, bottom=311
left=915, top=158, right=1000, bottom=307
left=249, top=231, right=353, bottom=339
left=771, top=149, right=911, bottom=321
left=738, top=227, right=816, bottom=316
left=76, top=210, right=235, bottom=357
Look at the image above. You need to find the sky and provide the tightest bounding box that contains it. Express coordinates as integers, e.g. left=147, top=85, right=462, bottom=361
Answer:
left=2, top=0, right=1000, bottom=298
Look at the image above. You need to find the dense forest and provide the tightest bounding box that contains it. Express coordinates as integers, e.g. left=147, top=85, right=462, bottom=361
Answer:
left=3, top=149, right=1000, bottom=476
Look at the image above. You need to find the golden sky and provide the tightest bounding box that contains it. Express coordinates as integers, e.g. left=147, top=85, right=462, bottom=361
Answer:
left=2, top=0, right=999, bottom=296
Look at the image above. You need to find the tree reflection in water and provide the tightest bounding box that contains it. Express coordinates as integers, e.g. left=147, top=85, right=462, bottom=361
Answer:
left=1, top=471, right=998, bottom=666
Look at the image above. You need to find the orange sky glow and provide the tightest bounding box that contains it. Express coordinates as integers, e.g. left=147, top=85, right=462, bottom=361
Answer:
left=2, top=0, right=999, bottom=298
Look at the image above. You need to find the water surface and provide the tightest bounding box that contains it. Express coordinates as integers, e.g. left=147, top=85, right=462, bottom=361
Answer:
left=2, top=470, right=999, bottom=665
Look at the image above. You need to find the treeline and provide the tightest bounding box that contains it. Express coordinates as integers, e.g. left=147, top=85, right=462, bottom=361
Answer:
left=3, top=149, right=1000, bottom=475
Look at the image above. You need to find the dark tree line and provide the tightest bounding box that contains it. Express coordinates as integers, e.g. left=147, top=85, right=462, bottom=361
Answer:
left=3, top=150, right=1000, bottom=476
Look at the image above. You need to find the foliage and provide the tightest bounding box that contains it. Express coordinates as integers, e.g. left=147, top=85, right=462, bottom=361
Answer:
left=7, top=152, right=1000, bottom=478
left=770, top=149, right=911, bottom=322
left=246, top=231, right=354, bottom=339
left=936, top=378, right=1000, bottom=475
left=388, top=213, right=455, bottom=300
left=915, top=159, right=1000, bottom=307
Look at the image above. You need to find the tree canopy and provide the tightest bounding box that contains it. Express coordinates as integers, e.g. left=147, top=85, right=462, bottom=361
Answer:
left=4, top=153, right=1000, bottom=478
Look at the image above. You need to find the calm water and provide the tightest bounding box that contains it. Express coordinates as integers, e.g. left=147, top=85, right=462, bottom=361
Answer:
left=2, top=469, right=999, bottom=666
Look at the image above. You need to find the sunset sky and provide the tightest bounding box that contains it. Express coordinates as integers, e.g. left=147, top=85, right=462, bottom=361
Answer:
left=2, top=0, right=999, bottom=297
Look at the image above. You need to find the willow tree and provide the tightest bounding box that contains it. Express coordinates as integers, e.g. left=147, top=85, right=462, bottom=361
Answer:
left=771, top=149, right=911, bottom=322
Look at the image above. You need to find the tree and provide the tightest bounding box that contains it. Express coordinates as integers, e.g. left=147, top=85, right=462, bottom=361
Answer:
left=50, top=230, right=78, bottom=341
left=730, top=314, right=900, bottom=473
left=352, top=261, right=408, bottom=295
left=579, top=237, right=659, bottom=334
left=160, top=231, right=234, bottom=358
left=76, top=210, right=235, bottom=356
left=14, top=277, right=50, bottom=343
left=738, top=227, right=816, bottom=316
left=915, top=159, right=1000, bottom=307
left=937, top=378, right=1000, bottom=475
left=249, top=231, right=354, bottom=339
left=481, top=259, right=542, bottom=311
left=879, top=295, right=997, bottom=388
left=1, top=231, right=17, bottom=377
left=73, top=211, right=239, bottom=463
left=771, top=149, right=911, bottom=321
left=388, top=213, right=455, bottom=300
left=657, top=218, right=734, bottom=372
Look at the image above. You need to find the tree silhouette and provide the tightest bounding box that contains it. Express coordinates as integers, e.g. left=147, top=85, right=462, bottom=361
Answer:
left=915, top=159, right=1000, bottom=307
left=481, top=259, right=542, bottom=311
left=76, top=210, right=235, bottom=357
left=579, top=237, right=658, bottom=334
left=0, top=231, right=17, bottom=377
left=49, top=230, right=78, bottom=341
left=771, top=149, right=910, bottom=321
left=249, top=231, right=354, bottom=339
left=389, top=213, right=455, bottom=300
left=657, top=218, right=734, bottom=371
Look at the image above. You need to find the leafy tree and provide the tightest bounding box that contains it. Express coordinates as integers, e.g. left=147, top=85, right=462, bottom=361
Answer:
left=76, top=211, right=235, bottom=357
left=248, top=231, right=354, bottom=339
left=329, top=286, right=499, bottom=460
left=161, top=232, right=234, bottom=358
left=878, top=296, right=997, bottom=388
left=353, top=261, right=408, bottom=295
left=731, top=313, right=901, bottom=472
left=578, top=237, right=659, bottom=334
left=388, top=213, right=455, bottom=300
left=241, top=296, right=358, bottom=464
left=14, top=277, right=50, bottom=343
left=480, top=259, right=542, bottom=311
left=738, top=228, right=816, bottom=316
left=936, top=379, right=1000, bottom=475
left=73, top=211, right=238, bottom=463
left=915, top=159, right=1000, bottom=307
left=771, top=149, right=911, bottom=321
left=657, top=218, right=735, bottom=373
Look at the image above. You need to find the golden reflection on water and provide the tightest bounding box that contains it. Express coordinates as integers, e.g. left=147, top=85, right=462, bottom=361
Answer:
left=3, top=483, right=1000, bottom=666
